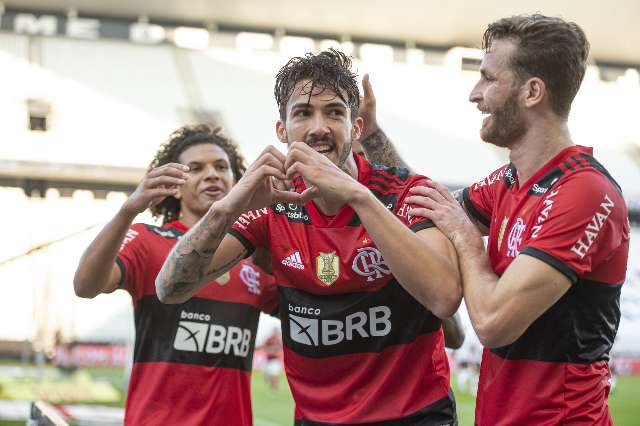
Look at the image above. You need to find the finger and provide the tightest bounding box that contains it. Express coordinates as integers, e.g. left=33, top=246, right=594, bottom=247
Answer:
left=298, top=186, right=320, bottom=203
left=426, top=180, right=456, bottom=202
left=148, top=163, right=189, bottom=179
left=147, top=187, right=179, bottom=207
left=362, top=73, right=375, bottom=101
left=260, top=145, right=287, bottom=163
left=272, top=189, right=308, bottom=205
left=145, top=175, right=186, bottom=189
left=285, top=162, right=312, bottom=180
left=285, top=145, right=314, bottom=171
left=256, top=164, right=287, bottom=181
left=408, top=207, right=435, bottom=220
left=253, top=152, right=286, bottom=175
left=405, top=195, right=441, bottom=210
left=409, top=185, right=446, bottom=203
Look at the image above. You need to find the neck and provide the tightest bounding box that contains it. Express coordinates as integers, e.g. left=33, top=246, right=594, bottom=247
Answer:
left=508, top=119, right=573, bottom=184
left=178, top=209, right=202, bottom=228
left=312, top=152, right=359, bottom=216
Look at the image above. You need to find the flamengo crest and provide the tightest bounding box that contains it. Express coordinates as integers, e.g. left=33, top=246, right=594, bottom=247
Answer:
left=316, top=252, right=340, bottom=286
left=352, top=247, right=391, bottom=282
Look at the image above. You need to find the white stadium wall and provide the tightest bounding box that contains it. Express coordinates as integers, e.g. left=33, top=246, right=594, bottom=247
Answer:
left=0, top=32, right=639, bottom=353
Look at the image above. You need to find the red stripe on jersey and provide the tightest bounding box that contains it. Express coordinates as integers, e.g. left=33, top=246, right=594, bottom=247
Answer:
left=369, top=174, right=404, bottom=189
left=284, top=332, right=450, bottom=423
left=368, top=184, right=404, bottom=195
left=475, top=352, right=613, bottom=426
left=125, top=362, right=253, bottom=426
left=371, top=169, right=406, bottom=185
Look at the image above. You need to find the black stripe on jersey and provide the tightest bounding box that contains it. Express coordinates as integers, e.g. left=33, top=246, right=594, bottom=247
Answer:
left=294, top=391, right=457, bottom=425
left=133, top=295, right=260, bottom=371
left=369, top=173, right=406, bottom=189
left=115, top=256, right=127, bottom=289
left=563, top=160, right=575, bottom=171
left=579, top=153, right=624, bottom=196
left=228, top=229, right=256, bottom=257
left=462, top=187, right=491, bottom=228
left=571, top=155, right=585, bottom=168
left=503, top=164, right=517, bottom=189
left=280, top=280, right=442, bottom=358
left=528, top=167, right=565, bottom=197
left=410, top=219, right=436, bottom=233
left=490, top=279, right=621, bottom=363
left=521, top=247, right=578, bottom=284
left=143, top=224, right=185, bottom=240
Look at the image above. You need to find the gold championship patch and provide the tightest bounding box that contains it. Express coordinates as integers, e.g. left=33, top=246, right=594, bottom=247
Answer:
left=216, top=272, right=230, bottom=286
left=316, top=251, right=339, bottom=286
left=498, top=217, right=509, bottom=251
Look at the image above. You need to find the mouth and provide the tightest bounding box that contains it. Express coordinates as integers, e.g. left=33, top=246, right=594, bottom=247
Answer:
left=480, top=110, right=492, bottom=127
left=307, top=140, right=334, bottom=155
left=202, top=186, right=224, bottom=197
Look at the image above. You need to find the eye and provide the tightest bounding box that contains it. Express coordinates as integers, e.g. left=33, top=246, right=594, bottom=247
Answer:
left=216, top=164, right=229, bottom=171
left=293, top=109, right=310, bottom=118
left=328, top=109, right=344, bottom=117
left=188, top=165, right=201, bottom=173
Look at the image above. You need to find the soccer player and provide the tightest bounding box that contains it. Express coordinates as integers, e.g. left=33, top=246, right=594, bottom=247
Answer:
left=401, top=15, right=629, bottom=425
left=156, top=49, right=462, bottom=424
left=73, top=125, right=278, bottom=426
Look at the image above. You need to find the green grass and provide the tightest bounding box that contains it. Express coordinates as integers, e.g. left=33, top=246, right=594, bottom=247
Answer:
left=1, top=365, right=638, bottom=425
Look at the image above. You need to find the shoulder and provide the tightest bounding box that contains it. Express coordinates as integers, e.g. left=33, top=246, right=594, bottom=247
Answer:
left=469, top=163, right=514, bottom=192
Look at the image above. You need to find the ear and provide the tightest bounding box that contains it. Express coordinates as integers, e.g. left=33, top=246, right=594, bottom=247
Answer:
left=276, top=120, right=288, bottom=144
left=523, top=77, right=546, bottom=109
left=351, top=116, right=363, bottom=141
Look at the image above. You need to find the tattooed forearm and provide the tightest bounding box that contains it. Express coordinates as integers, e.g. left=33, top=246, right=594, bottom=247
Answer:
left=156, top=205, right=236, bottom=303
left=359, top=128, right=413, bottom=172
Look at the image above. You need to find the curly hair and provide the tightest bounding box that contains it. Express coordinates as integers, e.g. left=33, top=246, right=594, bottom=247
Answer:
left=483, top=14, right=590, bottom=118
left=148, top=124, right=246, bottom=224
left=274, top=48, right=360, bottom=121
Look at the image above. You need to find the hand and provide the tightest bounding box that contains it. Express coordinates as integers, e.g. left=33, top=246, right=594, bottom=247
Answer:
left=405, top=180, right=479, bottom=244
left=224, top=145, right=309, bottom=213
left=285, top=142, right=365, bottom=205
left=122, top=163, right=189, bottom=214
left=357, top=74, right=379, bottom=140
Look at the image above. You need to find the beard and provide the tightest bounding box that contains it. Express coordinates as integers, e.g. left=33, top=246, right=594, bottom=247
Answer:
left=480, top=91, right=526, bottom=148
left=306, top=135, right=353, bottom=171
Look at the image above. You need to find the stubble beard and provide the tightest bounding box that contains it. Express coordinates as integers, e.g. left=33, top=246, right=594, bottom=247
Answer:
left=481, top=92, right=526, bottom=148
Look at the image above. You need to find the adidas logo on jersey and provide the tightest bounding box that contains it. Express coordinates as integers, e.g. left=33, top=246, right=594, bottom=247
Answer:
left=282, top=251, right=305, bottom=270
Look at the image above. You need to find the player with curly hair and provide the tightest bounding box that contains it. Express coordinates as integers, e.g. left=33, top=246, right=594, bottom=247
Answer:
left=74, top=124, right=278, bottom=425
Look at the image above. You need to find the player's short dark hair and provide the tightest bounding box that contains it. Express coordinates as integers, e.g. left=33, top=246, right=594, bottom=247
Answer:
left=483, top=14, right=589, bottom=117
left=274, top=48, right=360, bottom=121
left=148, top=124, right=246, bottom=224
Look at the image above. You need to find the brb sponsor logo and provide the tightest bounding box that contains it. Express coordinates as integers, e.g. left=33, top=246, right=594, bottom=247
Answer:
left=352, top=247, right=391, bottom=282
left=287, top=304, right=391, bottom=346
left=173, top=310, right=252, bottom=357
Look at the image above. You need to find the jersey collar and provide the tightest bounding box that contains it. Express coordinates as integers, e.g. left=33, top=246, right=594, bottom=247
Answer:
left=509, top=145, right=593, bottom=193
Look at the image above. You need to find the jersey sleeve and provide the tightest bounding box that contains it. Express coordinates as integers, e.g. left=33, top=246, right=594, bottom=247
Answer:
left=257, top=273, right=279, bottom=316
left=228, top=207, right=271, bottom=256
left=461, top=165, right=509, bottom=228
left=521, top=171, right=629, bottom=283
left=115, top=223, right=149, bottom=299
left=397, top=175, right=436, bottom=233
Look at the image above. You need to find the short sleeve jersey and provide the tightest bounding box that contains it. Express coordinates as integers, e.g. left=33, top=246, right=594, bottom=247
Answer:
left=116, top=220, right=278, bottom=426
left=230, top=153, right=455, bottom=425
left=462, top=146, right=630, bottom=426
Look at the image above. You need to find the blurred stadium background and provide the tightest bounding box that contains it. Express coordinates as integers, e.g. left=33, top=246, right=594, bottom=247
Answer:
left=0, top=1, right=638, bottom=424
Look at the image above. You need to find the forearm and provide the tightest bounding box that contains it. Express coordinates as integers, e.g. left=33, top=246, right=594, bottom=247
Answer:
left=351, top=191, right=461, bottom=317
left=74, top=207, right=137, bottom=298
left=156, top=200, right=240, bottom=303
left=450, top=230, right=501, bottom=344
left=359, top=129, right=412, bottom=172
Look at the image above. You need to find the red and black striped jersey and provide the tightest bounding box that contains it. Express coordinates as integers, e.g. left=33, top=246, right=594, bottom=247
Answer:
left=117, top=220, right=278, bottom=426
left=230, top=153, right=456, bottom=425
left=463, top=145, right=630, bottom=426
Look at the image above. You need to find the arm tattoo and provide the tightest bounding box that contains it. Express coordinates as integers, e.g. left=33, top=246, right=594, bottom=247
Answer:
left=156, top=205, right=238, bottom=301
left=359, top=128, right=413, bottom=172
left=451, top=188, right=465, bottom=206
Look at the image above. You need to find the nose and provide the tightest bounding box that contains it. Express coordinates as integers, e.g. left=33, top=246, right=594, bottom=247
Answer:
left=469, top=80, right=482, bottom=104
left=203, top=164, right=220, bottom=181
left=307, top=113, right=330, bottom=140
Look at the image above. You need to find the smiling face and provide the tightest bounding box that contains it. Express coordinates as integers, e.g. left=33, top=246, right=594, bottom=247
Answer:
left=176, top=143, right=235, bottom=223
left=469, top=39, right=527, bottom=148
left=276, top=80, right=362, bottom=170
